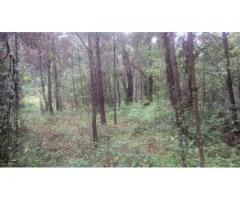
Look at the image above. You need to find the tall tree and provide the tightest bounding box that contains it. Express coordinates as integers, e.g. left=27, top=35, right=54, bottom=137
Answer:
left=71, top=55, right=77, bottom=109
left=88, top=33, right=98, bottom=142
left=0, top=33, right=11, bottom=163
left=222, top=32, right=239, bottom=128
left=122, top=49, right=134, bottom=103
left=162, top=32, right=188, bottom=167
left=113, top=40, right=117, bottom=124
left=38, top=47, right=48, bottom=111
left=186, top=32, right=205, bottom=167
left=14, top=33, right=20, bottom=133
left=52, top=38, right=61, bottom=111
left=95, top=33, right=107, bottom=124
left=47, top=55, right=53, bottom=114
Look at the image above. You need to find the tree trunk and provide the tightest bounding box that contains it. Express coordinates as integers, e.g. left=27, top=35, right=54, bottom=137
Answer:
left=186, top=32, right=205, bottom=167
left=95, top=33, right=107, bottom=124
left=113, top=41, right=117, bottom=124
left=53, top=56, right=60, bottom=111
left=184, top=39, right=193, bottom=108
left=88, top=33, right=98, bottom=143
left=148, top=74, right=153, bottom=102
left=222, top=32, right=239, bottom=128
left=14, top=33, right=20, bottom=133
left=162, top=32, right=188, bottom=167
left=0, top=33, right=11, bottom=163
left=116, top=76, right=121, bottom=108
left=51, top=37, right=61, bottom=112
left=237, top=63, right=240, bottom=98
left=47, top=57, right=53, bottom=114
left=140, top=73, right=143, bottom=104
left=202, top=60, right=206, bottom=105
left=58, top=60, right=63, bottom=111
left=38, top=48, right=48, bottom=111
left=78, top=55, right=84, bottom=107
left=71, top=56, right=77, bottom=109
left=122, top=49, right=133, bottom=103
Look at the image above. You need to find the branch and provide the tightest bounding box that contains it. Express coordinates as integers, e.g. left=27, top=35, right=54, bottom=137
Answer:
left=75, top=32, right=89, bottom=51
left=132, top=64, right=147, bottom=79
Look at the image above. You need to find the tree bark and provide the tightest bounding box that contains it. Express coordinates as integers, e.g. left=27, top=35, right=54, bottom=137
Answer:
left=113, top=41, right=117, bottom=124
left=77, top=55, right=84, bottom=107
left=71, top=56, right=77, bottom=109
left=140, top=73, right=143, bottom=104
left=148, top=74, right=153, bottom=102
left=162, top=32, right=188, bottom=167
left=14, top=33, right=20, bottom=133
left=0, top=33, right=11, bottom=163
left=47, top=57, right=53, bottom=114
left=186, top=32, right=205, bottom=167
left=88, top=33, right=98, bottom=143
left=51, top=38, right=61, bottom=112
left=184, top=38, right=193, bottom=108
left=122, top=49, right=133, bottom=103
left=95, top=33, right=107, bottom=124
left=38, top=48, right=48, bottom=111
left=222, top=32, right=239, bottom=128
left=116, top=76, right=121, bottom=108
left=237, top=63, right=240, bottom=98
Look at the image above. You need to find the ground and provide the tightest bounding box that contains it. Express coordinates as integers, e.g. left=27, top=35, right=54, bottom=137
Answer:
left=9, top=96, right=240, bottom=167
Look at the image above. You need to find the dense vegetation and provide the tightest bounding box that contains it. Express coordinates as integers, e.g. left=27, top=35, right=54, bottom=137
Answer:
left=1, top=32, right=240, bottom=167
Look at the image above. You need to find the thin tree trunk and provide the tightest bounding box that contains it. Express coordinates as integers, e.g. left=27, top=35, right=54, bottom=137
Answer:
left=71, top=56, right=77, bottom=109
left=202, top=61, right=206, bottom=105
left=237, top=63, right=240, bottom=98
left=122, top=49, right=134, bottom=103
left=162, top=32, right=188, bottom=167
left=140, top=73, right=143, bottom=104
left=51, top=38, right=61, bottom=111
left=222, top=32, right=239, bottom=128
left=95, top=33, right=107, bottom=124
left=185, top=40, right=193, bottom=108
left=186, top=32, right=205, bottom=167
left=116, top=76, right=121, bottom=108
left=78, top=55, right=84, bottom=107
left=53, top=56, right=60, bottom=111
left=148, top=74, right=153, bottom=102
left=88, top=33, right=98, bottom=143
left=47, top=57, right=53, bottom=114
left=113, top=41, right=117, bottom=124
left=58, top=60, right=63, bottom=111
left=14, top=33, right=20, bottom=133
left=39, top=49, right=48, bottom=111
left=134, top=73, right=138, bottom=102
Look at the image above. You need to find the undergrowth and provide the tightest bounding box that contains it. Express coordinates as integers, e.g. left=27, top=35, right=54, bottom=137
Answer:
left=8, top=96, right=240, bottom=167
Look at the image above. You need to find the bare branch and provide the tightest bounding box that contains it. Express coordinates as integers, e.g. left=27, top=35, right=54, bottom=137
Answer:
left=75, top=33, right=89, bottom=51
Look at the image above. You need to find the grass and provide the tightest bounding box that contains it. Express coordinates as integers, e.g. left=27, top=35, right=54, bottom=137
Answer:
left=8, top=96, right=240, bottom=167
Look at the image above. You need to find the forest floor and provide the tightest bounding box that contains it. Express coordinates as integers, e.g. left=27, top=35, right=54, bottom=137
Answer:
left=9, top=96, right=240, bottom=167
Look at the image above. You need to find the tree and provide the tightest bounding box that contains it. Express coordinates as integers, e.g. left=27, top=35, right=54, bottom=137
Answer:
left=52, top=37, right=61, bottom=111
left=95, top=33, right=107, bottom=124
left=0, top=33, right=12, bottom=163
left=113, top=40, right=117, bottom=124
left=71, top=54, right=77, bottom=109
left=186, top=32, right=205, bottom=167
left=88, top=33, right=98, bottom=142
left=38, top=46, right=48, bottom=112
left=47, top=54, right=53, bottom=114
left=162, top=32, right=188, bottom=167
left=122, top=49, right=134, bottom=103
left=222, top=32, right=239, bottom=128
left=14, top=33, right=20, bottom=133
